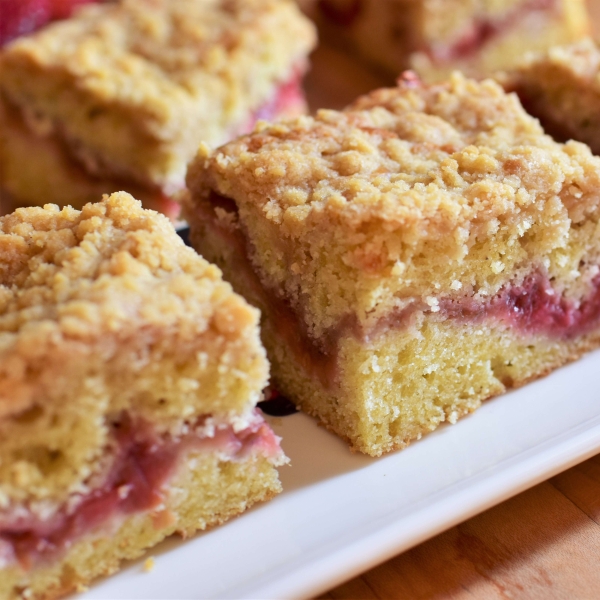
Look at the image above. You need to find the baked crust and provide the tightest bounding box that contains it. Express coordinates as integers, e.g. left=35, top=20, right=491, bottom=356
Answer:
left=0, top=0, right=316, bottom=190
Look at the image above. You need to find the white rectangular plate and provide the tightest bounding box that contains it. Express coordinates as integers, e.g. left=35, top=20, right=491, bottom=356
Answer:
left=82, top=349, right=600, bottom=599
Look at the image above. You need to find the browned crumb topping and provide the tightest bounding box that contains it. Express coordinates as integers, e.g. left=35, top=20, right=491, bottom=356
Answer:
left=0, top=193, right=268, bottom=505
left=187, top=73, right=600, bottom=338
left=0, top=193, right=251, bottom=353
left=0, top=0, right=316, bottom=187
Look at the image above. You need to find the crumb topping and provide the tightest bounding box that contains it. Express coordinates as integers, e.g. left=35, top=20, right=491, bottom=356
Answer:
left=0, top=193, right=245, bottom=344
left=187, top=73, right=600, bottom=337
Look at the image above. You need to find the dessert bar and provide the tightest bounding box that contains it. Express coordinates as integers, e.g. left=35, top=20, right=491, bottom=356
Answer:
left=303, top=0, right=588, bottom=81
left=0, top=0, right=316, bottom=214
left=505, top=38, right=600, bottom=155
left=0, top=193, right=286, bottom=598
left=184, top=72, right=600, bottom=456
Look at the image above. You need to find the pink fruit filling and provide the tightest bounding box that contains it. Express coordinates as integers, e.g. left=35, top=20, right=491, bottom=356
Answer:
left=0, top=0, right=103, bottom=47
left=232, top=66, right=308, bottom=139
left=0, top=410, right=282, bottom=569
left=442, top=273, right=600, bottom=336
left=0, top=0, right=50, bottom=46
left=200, top=192, right=600, bottom=389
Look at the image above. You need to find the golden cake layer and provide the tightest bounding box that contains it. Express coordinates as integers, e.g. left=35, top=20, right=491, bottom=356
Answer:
left=1, top=452, right=281, bottom=600
left=184, top=73, right=600, bottom=455
left=0, top=192, right=285, bottom=598
left=0, top=0, right=316, bottom=210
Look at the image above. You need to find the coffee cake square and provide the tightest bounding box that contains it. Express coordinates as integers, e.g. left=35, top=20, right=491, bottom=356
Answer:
left=0, top=0, right=316, bottom=213
left=0, top=192, right=285, bottom=599
left=184, top=72, right=600, bottom=456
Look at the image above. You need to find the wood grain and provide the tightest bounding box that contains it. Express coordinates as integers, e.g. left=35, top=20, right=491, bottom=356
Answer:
left=319, top=457, right=600, bottom=599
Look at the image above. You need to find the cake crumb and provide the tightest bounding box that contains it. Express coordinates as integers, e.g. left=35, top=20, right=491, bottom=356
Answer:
left=144, top=557, right=156, bottom=573
left=448, top=411, right=460, bottom=424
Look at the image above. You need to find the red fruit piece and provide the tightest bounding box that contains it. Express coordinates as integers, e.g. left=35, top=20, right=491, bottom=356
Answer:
left=50, top=0, right=97, bottom=20
left=0, top=0, right=51, bottom=46
left=0, top=0, right=101, bottom=46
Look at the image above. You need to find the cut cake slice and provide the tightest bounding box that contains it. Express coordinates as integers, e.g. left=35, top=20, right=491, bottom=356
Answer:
left=301, top=0, right=589, bottom=82
left=184, top=72, right=600, bottom=456
left=0, top=0, right=316, bottom=215
left=0, top=192, right=285, bottom=599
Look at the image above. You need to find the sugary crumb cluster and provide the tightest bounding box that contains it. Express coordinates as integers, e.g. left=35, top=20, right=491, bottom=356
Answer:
left=0, top=192, right=268, bottom=506
left=187, top=73, right=600, bottom=338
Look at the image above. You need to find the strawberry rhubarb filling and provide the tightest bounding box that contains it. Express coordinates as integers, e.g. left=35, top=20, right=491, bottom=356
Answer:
left=0, top=0, right=103, bottom=47
left=0, top=410, right=283, bottom=570
left=197, top=192, right=600, bottom=389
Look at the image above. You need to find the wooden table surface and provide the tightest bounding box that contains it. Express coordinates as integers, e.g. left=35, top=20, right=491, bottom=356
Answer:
left=318, top=456, right=600, bottom=599
left=306, top=5, right=600, bottom=598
